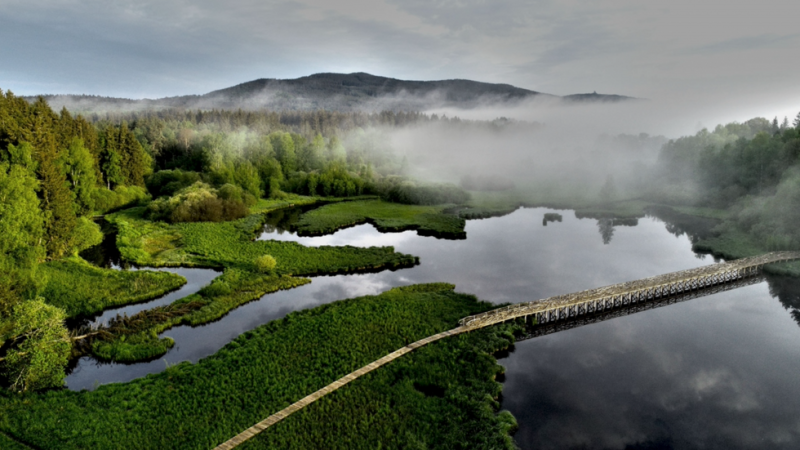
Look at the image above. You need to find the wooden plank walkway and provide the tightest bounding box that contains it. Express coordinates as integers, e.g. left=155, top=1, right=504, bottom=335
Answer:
left=459, top=251, right=800, bottom=329
left=212, top=252, right=800, bottom=449
left=213, top=327, right=467, bottom=450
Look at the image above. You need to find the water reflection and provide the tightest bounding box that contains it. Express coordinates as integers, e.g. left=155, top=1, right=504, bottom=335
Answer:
left=79, top=218, right=122, bottom=268
left=766, top=273, right=800, bottom=326
left=646, top=205, right=721, bottom=243
left=63, top=206, right=800, bottom=449
left=501, top=280, right=800, bottom=450
left=66, top=268, right=221, bottom=330
left=597, top=218, right=615, bottom=244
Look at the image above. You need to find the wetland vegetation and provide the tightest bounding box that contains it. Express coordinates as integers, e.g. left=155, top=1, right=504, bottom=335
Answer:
left=3, top=85, right=800, bottom=449
left=39, top=257, right=186, bottom=318
left=294, top=199, right=467, bottom=238
left=0, top=284, right=519, bottom=450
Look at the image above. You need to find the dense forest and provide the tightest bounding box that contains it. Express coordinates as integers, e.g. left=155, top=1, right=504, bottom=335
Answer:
left=649, top=114, right=800, bottom=250
left=0, top=89, right=484, bottom=391
left=3, top=80, right=800, bottom=395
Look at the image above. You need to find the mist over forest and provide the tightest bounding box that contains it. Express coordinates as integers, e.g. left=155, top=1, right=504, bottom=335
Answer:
left=28, top=72, right=634, bottom=114
left=2, top=72, right=800, bottom=447
left=4, top=0, right=800, bottom=446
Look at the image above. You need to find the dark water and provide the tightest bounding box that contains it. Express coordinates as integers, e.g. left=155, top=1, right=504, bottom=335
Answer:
left=65, top=207, right=800, bottom=449
left=66, top=267, right=222, bottom=330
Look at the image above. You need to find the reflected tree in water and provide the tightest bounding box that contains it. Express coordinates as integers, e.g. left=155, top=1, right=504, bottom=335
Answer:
left=766, top=274, right=800, bottom=326
left=261, top=204, right=321, bottom=235
left=597, top=218, right=615, bottom=245
left=645, top=205, right=720, bottom=244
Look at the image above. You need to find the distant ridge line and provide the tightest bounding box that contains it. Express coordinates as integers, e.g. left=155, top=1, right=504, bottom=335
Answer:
left=21, top=72, right=636, bottom=113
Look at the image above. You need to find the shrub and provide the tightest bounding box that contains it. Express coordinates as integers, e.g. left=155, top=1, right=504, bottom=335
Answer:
left=91, top=185, right=150, bottom=213
left=218, top=183, right=257, bottom=207
left=70, top=217, right=104, bottom=254
left=146, top=182, right=249, bottom=223
left=254, top=255, right=277, bottom=273
left=145, top=169, right=202, bottom=198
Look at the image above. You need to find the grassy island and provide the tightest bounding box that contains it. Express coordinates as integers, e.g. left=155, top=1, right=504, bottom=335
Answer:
left=87, top=205, right=419, bottom=362
left=294, top=199, right=467, bottom=239
left=39, top=257, right=187, bottom=318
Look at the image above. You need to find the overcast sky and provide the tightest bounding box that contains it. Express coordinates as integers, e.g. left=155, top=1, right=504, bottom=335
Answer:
left=1, top=0, right=798, bottom=125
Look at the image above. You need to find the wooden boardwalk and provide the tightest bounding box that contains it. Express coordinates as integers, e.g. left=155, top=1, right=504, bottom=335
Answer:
left=459, top=251, right=800, bottom=330
left=212, top=251, right=800, bottom=449
left=516, top=274, right=765, bottom=342
left=213, top=328, right=467, bottom=450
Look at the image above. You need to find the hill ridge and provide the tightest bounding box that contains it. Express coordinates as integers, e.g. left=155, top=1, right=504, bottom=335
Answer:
left=24, top=72, right=636, bottom=113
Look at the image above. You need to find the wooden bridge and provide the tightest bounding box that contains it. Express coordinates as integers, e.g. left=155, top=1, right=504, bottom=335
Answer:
left=214, top=251, right=800, bottom=449
left=516, top=274, right=765, bottom=342
left=458, top=251, right=800, bottom=330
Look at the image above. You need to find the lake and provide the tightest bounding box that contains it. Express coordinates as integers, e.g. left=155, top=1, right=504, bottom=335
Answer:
left=67, top=206, right=800, bottom=449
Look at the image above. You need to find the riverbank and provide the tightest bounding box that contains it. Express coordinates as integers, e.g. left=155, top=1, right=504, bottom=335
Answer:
left=82, top=202, right=420, bottom=362
left=294, top=199, right=467, bottom=239
left=0, top=284, right=520, bottom=450
left=40, top=257, right=187, bottom=318
left=465, top=189, right=800, bottom=277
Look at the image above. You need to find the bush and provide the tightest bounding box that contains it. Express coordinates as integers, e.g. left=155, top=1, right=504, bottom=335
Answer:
left=146, top=182, right=249, bottom=223
left=218, top=183, right=257, bottom=207
left=91, top=185, right=150, bottom=213
left=70, top=217, right=103, bottom=254
left=145, top=169, right=202, bottom=198
left=254, top=255, right=277, bottom=273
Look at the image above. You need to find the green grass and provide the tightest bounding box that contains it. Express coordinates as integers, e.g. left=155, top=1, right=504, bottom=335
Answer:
left=572, top=199, right=651, bottom=219
left=693, top=230, right=800, bottom=277
left=295, top=200, right=467, bottom=238
left=248, top=194, right=379, bottom=215
left=671, top=205, right=730, bottom=221
left=0, top=431, right=34, bottom=450
left=466, top=189, right=649, bottom=219
left=95, top=206, right=418, bottom=362
left=39, top=257, right=187, bottom=318
left=0, top=283, right=519, bottom=450
left=92, top=270, right=311, bottom=362
left=108, top=206, right=418, bottom=274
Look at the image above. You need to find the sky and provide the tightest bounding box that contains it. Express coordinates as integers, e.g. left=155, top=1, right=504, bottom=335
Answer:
left=1, top=0, right=799, bottom=127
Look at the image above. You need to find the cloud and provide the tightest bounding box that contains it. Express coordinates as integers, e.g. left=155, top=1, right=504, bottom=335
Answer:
left=0, top=0, right=798, bottom=124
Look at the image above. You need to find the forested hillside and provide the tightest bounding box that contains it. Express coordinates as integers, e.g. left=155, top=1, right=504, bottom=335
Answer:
left=31, top=72, right=634, bottom=113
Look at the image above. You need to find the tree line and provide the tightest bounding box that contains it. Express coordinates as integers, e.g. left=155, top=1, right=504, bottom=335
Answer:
left=0, top=89, right=475, bottom=390
left=650, top=112, right=800, bottom=250
left=0, top=90, right=156, bottom=391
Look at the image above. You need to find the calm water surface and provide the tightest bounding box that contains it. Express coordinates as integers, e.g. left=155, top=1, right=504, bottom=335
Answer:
left=66, top=207, right=800, bottom=449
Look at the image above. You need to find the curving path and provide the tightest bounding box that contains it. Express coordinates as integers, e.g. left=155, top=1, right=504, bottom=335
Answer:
left=213, top=328, right=467, bottom=450
left=213, top=252, right=800, bottom=449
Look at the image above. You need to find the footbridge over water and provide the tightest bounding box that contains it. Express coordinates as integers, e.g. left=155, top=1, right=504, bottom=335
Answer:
left=215, top=251, right=800, bottom=449
left=516, top=274, right=765, bottom=342
left=459, top=251, right=800, bottom=330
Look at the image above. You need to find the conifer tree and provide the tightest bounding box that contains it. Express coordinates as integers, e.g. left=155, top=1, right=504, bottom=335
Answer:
left=31, top=102, right=77, bottom=259
left=117, top=122, right=148, bottom=186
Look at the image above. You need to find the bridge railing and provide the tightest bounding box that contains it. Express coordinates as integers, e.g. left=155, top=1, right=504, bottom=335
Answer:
left=458, top=251, right=800, bottom=328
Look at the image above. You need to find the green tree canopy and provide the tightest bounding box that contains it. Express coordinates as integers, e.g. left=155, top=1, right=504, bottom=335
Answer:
left=62, top=138, right=97, bottom=214
left=2, top=299, right=71, bottom=392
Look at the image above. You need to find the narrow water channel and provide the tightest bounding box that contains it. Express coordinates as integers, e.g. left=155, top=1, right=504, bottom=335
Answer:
left=64, top=206, right=800, bottom=448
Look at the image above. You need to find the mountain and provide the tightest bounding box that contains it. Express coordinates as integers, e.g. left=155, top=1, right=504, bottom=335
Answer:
left=29, top=72, right=635, bottom=113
